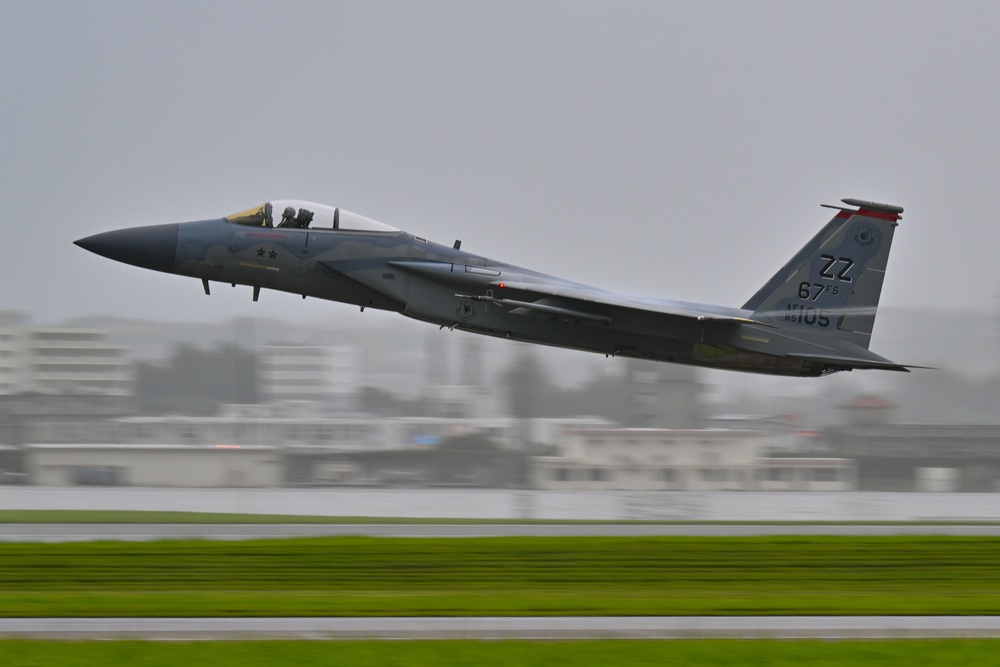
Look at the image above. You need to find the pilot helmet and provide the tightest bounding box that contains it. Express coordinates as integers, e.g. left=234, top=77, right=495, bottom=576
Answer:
left=282, top=206, right=296, bottom=218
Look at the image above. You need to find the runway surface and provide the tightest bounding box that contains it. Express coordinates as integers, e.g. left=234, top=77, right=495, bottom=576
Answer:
left=3, top=522, right=1000, bottom=541
left=4, top=616, right=1000, bottom=639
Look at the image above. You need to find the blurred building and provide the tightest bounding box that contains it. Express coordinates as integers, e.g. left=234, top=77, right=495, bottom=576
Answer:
left=422, top=331, right=507, bottom=419
left=525, top=417, right=617, bottom=450
left=621, top=359, right=703, bottom=428
left=459, top=332, right=484, bottom=387
left=26, top=328, right=132, bottom=395
left=423, top=384, right=507, bottom=419
left=0, top=312, right=132, bottom=396
left=707, top=412, right=824, bottom=454
left=533, top=427, right=854, bottom=491
left=112, top=402, right=387, bottom=451
left=0, top=392, right=135, bottom=483
left=0, top=312, right=27, bottom=394
left=838, top=395, right=900, bottom=427
left=26, top=444, right=281, bottom=487
left=388, top=415, right=515, bottom=449
left=824, top=395, right=1000, bottom=491
left=19, top=400, right=525, bottom=487
left=425, top=330, right=450, bottom=387
left=0, top=313, right=135, bottom=481
left=257, top=344, right=358, bottom=412
left=753, top=457, right=856, bottom=491
left=21, top=401, right=385, bottom=487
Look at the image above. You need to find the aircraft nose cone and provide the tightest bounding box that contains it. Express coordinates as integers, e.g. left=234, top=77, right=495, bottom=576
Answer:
left=75, top=223, right=180, bottom=273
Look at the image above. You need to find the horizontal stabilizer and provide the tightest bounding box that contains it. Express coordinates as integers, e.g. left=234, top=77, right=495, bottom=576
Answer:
left=784, top=352, right=918, bottom=372
left=840, top=198, right=904, bottom=214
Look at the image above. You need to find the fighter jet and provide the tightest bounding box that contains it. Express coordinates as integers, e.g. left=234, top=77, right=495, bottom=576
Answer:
left=75, top=197, right=911, bottom=377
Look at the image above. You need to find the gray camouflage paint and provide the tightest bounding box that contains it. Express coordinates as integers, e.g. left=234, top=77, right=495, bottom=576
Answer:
left=76, top=199, right=908, bottom=377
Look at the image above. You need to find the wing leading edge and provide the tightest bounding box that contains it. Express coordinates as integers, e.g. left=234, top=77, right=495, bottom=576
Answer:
left=482, top=279, right=757, bottom=325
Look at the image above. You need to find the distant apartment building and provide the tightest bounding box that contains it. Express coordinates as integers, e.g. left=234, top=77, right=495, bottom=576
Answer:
left=0, top=312, right=27, bottom=395
left=27, top=329, right=132, bottom=396
left=257, top=344, right=358, bottom=412
left=0, top=314, right=134, bottom=480
left=0, top=312, right=133, bottom=396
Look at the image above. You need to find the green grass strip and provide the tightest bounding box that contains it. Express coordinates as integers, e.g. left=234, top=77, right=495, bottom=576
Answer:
left=3, top=536, right=1000, bottom=617
left=5, top=639, right=1000, bottom=667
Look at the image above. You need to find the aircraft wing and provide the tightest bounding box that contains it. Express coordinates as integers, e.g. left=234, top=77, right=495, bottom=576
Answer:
left=383, top=260, right=756, bottom=326
left=446, top=274, right=922, bottom=372
left=475, top=279, right=758, bottom=325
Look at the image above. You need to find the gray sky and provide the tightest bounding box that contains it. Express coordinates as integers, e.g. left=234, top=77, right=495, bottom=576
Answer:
left=2, top=1, right=999, bottom=330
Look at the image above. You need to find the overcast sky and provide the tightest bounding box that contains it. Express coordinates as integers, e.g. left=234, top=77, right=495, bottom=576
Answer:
left=2, top=1, right=998, bottom=333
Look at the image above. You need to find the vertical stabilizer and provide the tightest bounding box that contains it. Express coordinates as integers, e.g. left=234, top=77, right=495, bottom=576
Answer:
left=742, top=199, right=902, bottom=350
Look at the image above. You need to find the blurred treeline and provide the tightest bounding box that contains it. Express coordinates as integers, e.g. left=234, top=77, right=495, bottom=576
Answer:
left=133, top=344, right=627, bottom=419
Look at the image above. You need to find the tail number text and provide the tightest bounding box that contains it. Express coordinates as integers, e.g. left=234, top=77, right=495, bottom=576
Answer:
left=785, top=304, right=830, bottom=327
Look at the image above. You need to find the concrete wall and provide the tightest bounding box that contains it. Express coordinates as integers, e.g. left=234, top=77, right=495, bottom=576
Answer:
left=5, top=488, right=1000, bottom=522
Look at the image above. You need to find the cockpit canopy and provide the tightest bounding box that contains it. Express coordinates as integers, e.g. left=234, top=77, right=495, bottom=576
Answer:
left=225, top=200, right=399, bottom=233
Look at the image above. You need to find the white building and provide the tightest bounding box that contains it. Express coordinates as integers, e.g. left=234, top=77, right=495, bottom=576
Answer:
left=525, top=417, right=617, bottom=449
left=114, top=402, right=389, bottom=452
left=21, top=405, right=526, bottom=487
left=258, top=345, right=358, bottom=411
left=0, top=313, right=133, bottom=397
left=533, top=428, right=854, bottom=491
left=31, top=402, right=531, bottom=453
left=26, top=329, right=132, bottom=396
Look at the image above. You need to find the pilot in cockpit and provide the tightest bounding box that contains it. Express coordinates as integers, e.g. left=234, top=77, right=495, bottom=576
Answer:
left=277, top=206, right=297, bottom=228
left=296, top=208, right=314, bottom=228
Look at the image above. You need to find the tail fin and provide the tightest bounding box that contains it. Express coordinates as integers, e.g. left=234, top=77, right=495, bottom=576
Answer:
left=742, top=198, right=902, bottom=350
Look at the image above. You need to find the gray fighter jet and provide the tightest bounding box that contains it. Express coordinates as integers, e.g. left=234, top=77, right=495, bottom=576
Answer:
left=75, top=197, right=911, bottom=377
